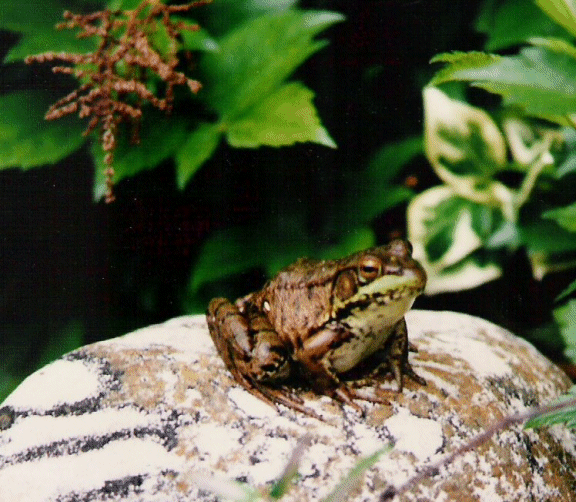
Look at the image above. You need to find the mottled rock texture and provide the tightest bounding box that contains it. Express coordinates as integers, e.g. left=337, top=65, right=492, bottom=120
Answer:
left=0, top=311, right=575, bottom=502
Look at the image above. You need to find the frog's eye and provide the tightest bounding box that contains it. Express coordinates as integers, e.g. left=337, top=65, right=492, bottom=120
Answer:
left=358, top=256, right=382, bottom=283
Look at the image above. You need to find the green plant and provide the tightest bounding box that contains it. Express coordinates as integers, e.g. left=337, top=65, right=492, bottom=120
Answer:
left=406, top=0, right=576, bottom=367
left=1, top=0, right=341, bottom=200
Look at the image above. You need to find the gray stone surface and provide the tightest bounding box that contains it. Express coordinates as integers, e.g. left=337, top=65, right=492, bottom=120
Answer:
left=0, top=311, right=575, bottom=501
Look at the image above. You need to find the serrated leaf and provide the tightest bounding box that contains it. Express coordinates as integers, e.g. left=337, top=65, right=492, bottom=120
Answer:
left=430, top=52, right=501, bottom=87
left=200, top=9, right=345, bottom=120
left=542, top=202, right=576, bottom=232
left=175, top=122, right=222, bottom=189
left=535, top=0, right=576, bottom=39
left=226, top=82, right=336, bottom=149
left=0, top=90, right=87, bottom=169
left=431, top=47, right=576, bottom=118
left=92, top=111, right=189, bottom=200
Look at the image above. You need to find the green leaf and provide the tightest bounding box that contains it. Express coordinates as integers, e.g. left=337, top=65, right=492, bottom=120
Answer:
left=423, top=86, right=507, bottom=177
left=535, top=0, right=576, bottom=39
left=530, top=36, right=576, bottom=59
left=429, top=51, right=502, bottom=87
left=407, top=186, right=503, bottom=294
left=431, top=47, right=576, bottom=118
left=200, top=9, right=345, bottom=120
left=322, top=447, right=392, bottom=502
left=542, top=202, right=576, bottom=232
left=1, top=1, right=97, bottom=62
left=178, top=22, right=219, bottom=52
left=422, top=87, right=517, bottom=220
left=0, top=90, right=87, bottom=169
left=319, top=228, right=376, bottom=261
left=226, top=82, right=336, bottom=149
left=200, top=0, right=299, bottom=37
left=554, top=299, right=576, bottom=360
left=36, top=321, right=84, bottom=369
left=521, top=217, right=576, bottom=253
left=189, top=226, right=267, bottom=294
left=556, top=278, right=576, bottom=302
left=175, top=122, right=223, bottom=189
left=189, top=221, right=318, bottom=294
left=476, top=0, right=570, bottom=51
left=524, top=386, right=576, bottom=429
left=92, top=111, right=189, bottom=200
left=367, top=135, right=423, bottom=181
left=556, top=127, right=576, bottom=177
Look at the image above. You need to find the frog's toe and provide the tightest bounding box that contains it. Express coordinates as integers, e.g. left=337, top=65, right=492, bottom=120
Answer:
left=262, top=386, right=325, bottom=421
left=332, top=385, right=391, bottom=415
left=332, top=387, right=365, bottom=414
left=403, top=363, right=426, bottom=387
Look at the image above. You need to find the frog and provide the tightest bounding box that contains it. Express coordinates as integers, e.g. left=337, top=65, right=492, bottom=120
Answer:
left=206, top=239, right=426, bottom=419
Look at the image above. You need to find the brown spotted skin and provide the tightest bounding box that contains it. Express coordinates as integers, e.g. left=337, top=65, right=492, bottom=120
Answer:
left=206, top=240, right=426, bottom=418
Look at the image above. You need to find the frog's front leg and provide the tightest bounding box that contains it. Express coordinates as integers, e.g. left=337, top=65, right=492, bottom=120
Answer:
left=207, top=298, right=323, bottom=419
left=296, top=327, right=391, bottom=413
left=361, top=318, right=426, bottom=392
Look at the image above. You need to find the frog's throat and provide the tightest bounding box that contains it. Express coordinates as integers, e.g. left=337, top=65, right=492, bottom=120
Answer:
left=333, top=274, right=423, bottom=317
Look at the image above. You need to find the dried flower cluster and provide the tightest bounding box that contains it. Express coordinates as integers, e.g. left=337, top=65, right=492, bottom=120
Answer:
left=25, top=0, right=210, bottom=202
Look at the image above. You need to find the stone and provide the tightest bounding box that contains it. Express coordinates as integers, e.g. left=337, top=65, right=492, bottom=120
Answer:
left=0, top=310, right=575, bottom=502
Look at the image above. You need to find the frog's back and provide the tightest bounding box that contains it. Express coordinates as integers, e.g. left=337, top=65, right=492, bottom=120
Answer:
left=262, top=258, right=338, bottom=341
left=273, top=258, right=339, bottom=289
